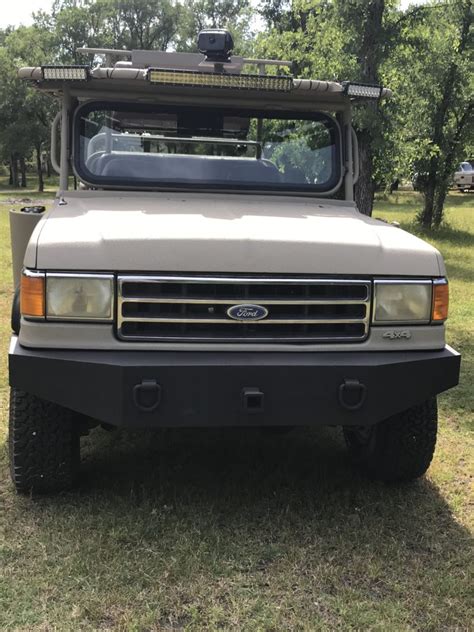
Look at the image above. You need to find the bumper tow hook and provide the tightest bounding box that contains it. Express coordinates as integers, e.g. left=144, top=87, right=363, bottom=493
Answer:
left=338, top=378, right=367, bottom=411
left=133, top=379, right=162, bottom=413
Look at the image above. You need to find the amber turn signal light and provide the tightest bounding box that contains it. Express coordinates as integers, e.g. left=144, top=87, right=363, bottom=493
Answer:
left=432, top=280, right=449, bottom=322
left=20, top=272, right=45, bottom=318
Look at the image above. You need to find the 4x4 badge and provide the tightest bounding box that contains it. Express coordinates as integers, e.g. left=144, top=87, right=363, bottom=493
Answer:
left=383, top=329, right=412, bottom=340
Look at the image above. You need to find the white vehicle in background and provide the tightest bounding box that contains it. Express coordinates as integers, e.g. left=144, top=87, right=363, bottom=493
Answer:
left=453, top=161, right=474, bottom=191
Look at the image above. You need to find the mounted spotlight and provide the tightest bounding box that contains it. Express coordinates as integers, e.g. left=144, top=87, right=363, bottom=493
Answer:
left=147, top=68, right=293, bottom=92
left=197, top=29, right=234, bottom=63
left=342, top=81, right=383, bottom=99
left=41, top=65, right=90, bottom=81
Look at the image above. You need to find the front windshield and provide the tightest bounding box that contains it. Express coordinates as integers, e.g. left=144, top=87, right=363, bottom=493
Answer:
left=74, top=103, right=341, bottom=193
left=460, top=162, right=473, bottom=172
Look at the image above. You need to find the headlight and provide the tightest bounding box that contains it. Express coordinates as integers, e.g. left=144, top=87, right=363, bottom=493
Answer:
left=46, top=274, right=114, bottom=321
left=373, top=281, right=432, bottom=324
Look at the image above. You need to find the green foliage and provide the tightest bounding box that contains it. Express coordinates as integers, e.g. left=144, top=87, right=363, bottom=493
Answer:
left=257, top=0, right=473, bottom=224
left=177, top=0, right=253, bottom=52
left=371, top=0, right=471, bottom=228
left=0, top=25, right=57, bottom=188
left=31, top=0, right=253, bottom=61
left=256, top=0, right=397, bottom=215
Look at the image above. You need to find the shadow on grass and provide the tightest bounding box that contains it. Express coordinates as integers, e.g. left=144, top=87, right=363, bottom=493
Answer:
left=444, top=261, right=474, bottom=282
left=3, top=426, right=471, bottom=628
left=427, top=225, right=474, bottom=248
left=32, top=426, right=472, bottom=550
left=375, top=191, right=473, bottom=210
left=394, top=221, right=474, bottom=250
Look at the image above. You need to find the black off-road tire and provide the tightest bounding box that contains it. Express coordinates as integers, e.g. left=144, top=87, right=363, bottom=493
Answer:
left=9, top=388, right=80, bottom=494
left=343, top=399, right=438, bottom=482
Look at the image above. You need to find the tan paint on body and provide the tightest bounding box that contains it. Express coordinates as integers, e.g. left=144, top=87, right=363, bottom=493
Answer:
left=26, top=191, right=443, bottom=277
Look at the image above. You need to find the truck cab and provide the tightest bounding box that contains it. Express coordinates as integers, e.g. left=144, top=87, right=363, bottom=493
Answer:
left=9, top=31, right=460, bottom=493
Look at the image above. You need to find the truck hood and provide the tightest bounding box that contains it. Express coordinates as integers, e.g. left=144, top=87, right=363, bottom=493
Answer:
left=27, top=191, right=444, bottom=276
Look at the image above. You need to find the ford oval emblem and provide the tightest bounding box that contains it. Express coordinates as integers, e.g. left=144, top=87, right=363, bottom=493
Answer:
left=227, top=304, right=269, bottom=321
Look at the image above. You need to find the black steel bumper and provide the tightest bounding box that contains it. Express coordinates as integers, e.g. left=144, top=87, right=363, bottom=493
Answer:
left=9, top=337, right=460, bottom=428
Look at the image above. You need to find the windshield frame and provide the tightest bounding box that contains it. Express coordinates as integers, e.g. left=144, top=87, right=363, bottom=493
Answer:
left=72, top=100, right=343, bottom=196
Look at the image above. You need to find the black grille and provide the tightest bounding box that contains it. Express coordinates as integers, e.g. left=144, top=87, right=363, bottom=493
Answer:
left=117, top=275, right=371, bottom=343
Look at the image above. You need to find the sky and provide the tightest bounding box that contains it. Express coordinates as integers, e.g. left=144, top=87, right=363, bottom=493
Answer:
left=1, top=0, right=430, bottom=29
left=1, top=1, right=52, bottom=28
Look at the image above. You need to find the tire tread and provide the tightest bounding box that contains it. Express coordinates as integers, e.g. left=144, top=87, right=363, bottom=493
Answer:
left=9, top=388, right=80, bottom=494
left=344, top=399, right=438, bottom=482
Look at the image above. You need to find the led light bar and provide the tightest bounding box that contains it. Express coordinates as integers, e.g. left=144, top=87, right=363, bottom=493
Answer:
left=342, top=82, right=383, bottom=99
left=148, top=68, right=293, bottom=92
left=41, top=65, right=90, bottom=81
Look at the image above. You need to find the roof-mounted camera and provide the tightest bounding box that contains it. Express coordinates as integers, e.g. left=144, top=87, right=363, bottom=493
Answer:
left=198, top=29, right=234, bottom=64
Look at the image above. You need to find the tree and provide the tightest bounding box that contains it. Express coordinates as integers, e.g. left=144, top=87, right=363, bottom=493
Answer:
left=0, top=26, right=57, bottom=191
left=257, top=0, right=473, bottom=225
left=257, top=0, right=398, bottom=215
left=176, top=0, right=253, bottom=52
left=379, top=0, right=473, bottom=228
left=37, top=0, right=251, bottom=58
left=337, top=0, right=388, bottom=216
left=33, top=0, right=183, bottom=61
left=0, top=42, right=34, bottom=187
left=111, top=0, right=182, bottom=50
left=410, top=1, right=472, bottom=229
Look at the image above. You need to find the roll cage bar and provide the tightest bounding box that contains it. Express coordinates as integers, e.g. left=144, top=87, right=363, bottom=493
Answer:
left=51, top=96, right=357, bottom=199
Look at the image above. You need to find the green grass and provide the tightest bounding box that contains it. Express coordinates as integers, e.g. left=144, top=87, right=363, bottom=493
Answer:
left=0, top=185, right=472, bottom=631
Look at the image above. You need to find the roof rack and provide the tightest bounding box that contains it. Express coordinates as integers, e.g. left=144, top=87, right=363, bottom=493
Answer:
left=76, top=47, right=293, bottom=75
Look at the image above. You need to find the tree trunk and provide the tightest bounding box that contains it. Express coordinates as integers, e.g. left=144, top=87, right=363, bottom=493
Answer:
left=355, top=133, right=376, bottom=216
left=419, top=161, right=437, bottom=229
left=433, top=187, right=448, bottom=228
left=19, top=156, right=27, bottom=188
left=8, top=159, right=13, bottom=186
left=354, top=0, right=385, bottom=216
left=46, top=152, right=51, bottom=178
left=36, top=144, right=44, bottom=193
left=10, top=155, right=19, bottom=188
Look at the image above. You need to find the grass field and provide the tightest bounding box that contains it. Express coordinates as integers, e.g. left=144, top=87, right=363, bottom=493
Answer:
left=0, top=182, right=472, bottom=631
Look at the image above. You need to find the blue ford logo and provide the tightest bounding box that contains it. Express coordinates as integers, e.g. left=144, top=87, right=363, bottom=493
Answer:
left=227, top=304, right=269, bottom=321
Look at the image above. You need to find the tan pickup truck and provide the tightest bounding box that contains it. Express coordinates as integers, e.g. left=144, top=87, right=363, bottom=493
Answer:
left=9, top=29, right=460, bottom=494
